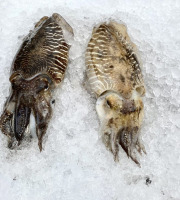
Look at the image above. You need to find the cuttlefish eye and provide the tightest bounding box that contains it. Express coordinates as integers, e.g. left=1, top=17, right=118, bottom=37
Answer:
left=9, top=73, right=23, bottom=89
left=106, top=99, right=113, bottom=109
left=35, top=78, right=49, bottom=93
left=9, top=73, right=22, bottom=82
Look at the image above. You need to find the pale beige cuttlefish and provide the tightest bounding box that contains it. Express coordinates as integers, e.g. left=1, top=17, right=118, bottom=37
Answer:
left=85, top=21, right=146, bottom=166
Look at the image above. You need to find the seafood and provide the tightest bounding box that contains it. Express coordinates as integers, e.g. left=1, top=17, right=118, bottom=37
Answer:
left=85, top=21, right=146, bottom=165
left=0, top=13, right=73, bottom=150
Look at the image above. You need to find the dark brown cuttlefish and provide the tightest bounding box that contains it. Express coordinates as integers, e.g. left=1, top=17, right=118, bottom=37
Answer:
left=0, top=13, right=73, bottom=150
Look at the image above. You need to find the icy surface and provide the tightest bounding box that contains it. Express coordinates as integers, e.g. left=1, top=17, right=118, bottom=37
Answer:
left=0, top=0, right=180, bottom=199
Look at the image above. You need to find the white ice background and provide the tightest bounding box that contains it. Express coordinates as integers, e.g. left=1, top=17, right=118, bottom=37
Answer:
left=0, top=0, right=180, bottom=199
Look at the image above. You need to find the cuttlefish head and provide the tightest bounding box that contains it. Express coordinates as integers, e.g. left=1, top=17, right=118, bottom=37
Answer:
left=96, top=90, right=146, bottom=165
left=0, top=72, right=54, bottom=150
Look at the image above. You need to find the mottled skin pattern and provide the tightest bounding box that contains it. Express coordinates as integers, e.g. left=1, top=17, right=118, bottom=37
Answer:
left=0, top=13, right=73, bottom=150
left=86, top=21, right=146, bottom=166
